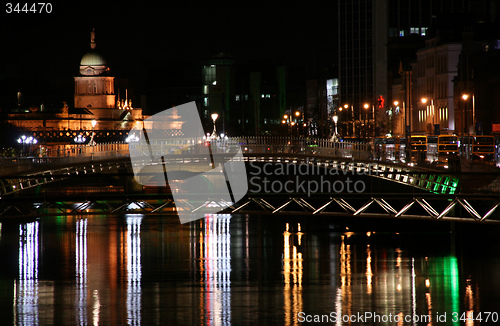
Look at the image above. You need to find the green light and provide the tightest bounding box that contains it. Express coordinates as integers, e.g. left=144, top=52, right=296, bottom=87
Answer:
left=428, top=256, right=460, bottom=324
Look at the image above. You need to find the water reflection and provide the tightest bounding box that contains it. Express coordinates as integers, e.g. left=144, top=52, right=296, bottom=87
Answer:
left=16, top=221, right=40, bottom=325
left=126, top=214, right=143, bottom=326
left=2, top=215, right=499, bottom=325
left=191, top=214, right=232, bottom=326
left=282, top=223, right=304, bottom=326
left=75, top=218, right=87, bottom=326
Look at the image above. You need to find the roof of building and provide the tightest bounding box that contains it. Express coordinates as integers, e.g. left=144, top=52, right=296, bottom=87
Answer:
left=80, top=51, right=107, bottom=67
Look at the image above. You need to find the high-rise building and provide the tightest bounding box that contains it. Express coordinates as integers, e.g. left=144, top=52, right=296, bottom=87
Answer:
left=337, top=0, right=495, bottom=136
left=337, top=0, right=388, bottom=137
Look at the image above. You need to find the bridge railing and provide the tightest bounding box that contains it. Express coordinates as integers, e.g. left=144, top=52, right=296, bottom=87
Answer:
left=126, top=136, right=373, bottom=159
left=0, top=137, right=373, bottom=175
left=0, top=142, right=129, bottom=176
left=228, top=136, right=371, bottom=160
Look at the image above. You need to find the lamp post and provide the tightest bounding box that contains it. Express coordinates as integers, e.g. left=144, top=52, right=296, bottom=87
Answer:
left=294, top=110, right=302, bottom=137
left=421, top=97, right=435, bottom=134
left=88, top=120, right=97, bottom=146
left=17, top=135, right=37, bottom=156
left=74, top=134, right=86, bottom=144
left=393, top=101, right=399, bottom=136
left=341, top=104, right=353, bottom=136
left=333, top=114, right=338, bottom=135
left=462, top=93, right=475, bottom=135
left=363, top=103, right=370, bottom=138
left=211, top=113, right=218, bottom=139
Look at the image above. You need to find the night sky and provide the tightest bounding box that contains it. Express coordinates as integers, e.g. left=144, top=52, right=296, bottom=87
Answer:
left=0, top=1, right=338, bottom=110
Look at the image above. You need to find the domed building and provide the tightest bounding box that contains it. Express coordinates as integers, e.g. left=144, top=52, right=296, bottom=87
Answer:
left=79, top=52, right=109, bottom=76
left=74, top=28, right=116, bottom=112
left=6, top=28, right=144, bottom=145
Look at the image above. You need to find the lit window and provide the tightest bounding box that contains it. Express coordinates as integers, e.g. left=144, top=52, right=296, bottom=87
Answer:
left=399, top=30, right=405, bottom=37
left=235, top=95, right=240, bottom=101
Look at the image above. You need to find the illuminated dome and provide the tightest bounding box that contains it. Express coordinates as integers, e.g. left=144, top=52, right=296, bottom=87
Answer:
left=80, top=52, right=107, bottom=66
left=79, top=51, right=109, bottom=76
left=78, top=29, right=110, bottom=76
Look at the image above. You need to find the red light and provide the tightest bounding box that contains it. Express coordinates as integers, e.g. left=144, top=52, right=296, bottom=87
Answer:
left=377, top=95, right=385, bottom=109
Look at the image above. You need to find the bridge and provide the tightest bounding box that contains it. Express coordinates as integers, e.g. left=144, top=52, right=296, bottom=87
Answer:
left=0, top=137, right=499, bottom=223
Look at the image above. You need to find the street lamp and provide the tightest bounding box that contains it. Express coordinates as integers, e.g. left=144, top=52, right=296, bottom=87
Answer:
left=363, top=103, right=370, bottom=138
left=211, top=113, right=218, bottom=139
left=421, top=97, right=435, bottom=133
left=333, top=114, right=338, bottom=137
left=341, top=104, right=354, bottom=136
left=462, top=93, right=475, bottom=135
left=17, top=135, right=38, bottom=156
left=74, top=134, right=86, bottom=144
left=125, top=133, right=139, bottom=143
left=88, top=120, right=97, bottom=146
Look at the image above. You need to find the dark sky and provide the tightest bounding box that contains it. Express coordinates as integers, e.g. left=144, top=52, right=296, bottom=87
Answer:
left=0, top=1, right=338, bottom=108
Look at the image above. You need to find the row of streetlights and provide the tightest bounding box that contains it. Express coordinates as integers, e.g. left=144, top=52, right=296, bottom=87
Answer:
left=17, top=135, right=38, bottom=156
left=334, top=93, right=473, bottom=139
left=416, top=93, right=474, bottom=136
left=333, top=103, right=376, bottom=138
left=282, top=110, right=306, bottom=137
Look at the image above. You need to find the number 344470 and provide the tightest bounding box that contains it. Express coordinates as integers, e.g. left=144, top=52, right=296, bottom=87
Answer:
left=5, top=3, right=52, bottom=13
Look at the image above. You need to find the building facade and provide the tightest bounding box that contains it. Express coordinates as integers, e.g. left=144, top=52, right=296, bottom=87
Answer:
left=337, top=0, right=388, bottom=137
left=7, top=29, right=143, bottom=144
left=411, top=39, right=461, bottom=134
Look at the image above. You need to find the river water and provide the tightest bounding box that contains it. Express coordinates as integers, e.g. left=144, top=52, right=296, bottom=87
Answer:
left=0, top=213, right=499, bottom=325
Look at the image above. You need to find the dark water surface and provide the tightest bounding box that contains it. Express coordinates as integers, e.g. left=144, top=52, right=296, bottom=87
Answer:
left=0, top=214, right=499, bottom=325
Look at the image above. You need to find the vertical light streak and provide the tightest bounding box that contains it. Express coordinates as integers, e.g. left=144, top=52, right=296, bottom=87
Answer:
left=126, top=214, right=143, bottom=326
left=411, top=258, right=417, bottom=326
left=465, top=278, right=474, bottom=326
left=93, top=289, right=100, bottom=326
left=16, top=221, right=40, bottom=326
left=75, top=218, right=88, bottom=326
left=283, top=223, right=303, bottom=326
left=203, top=214, right=232, bottom=326
left=366, top=244, right=373, bottom=294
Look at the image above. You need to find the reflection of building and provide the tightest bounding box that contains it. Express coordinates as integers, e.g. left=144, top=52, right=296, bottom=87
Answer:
left=6, top=29, right=143, bottom=144
left=282, top=222, right=304, bottom=326
left=15, top=221, right=56, bottom=325
left=190, top=214, right=232, bottom=325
